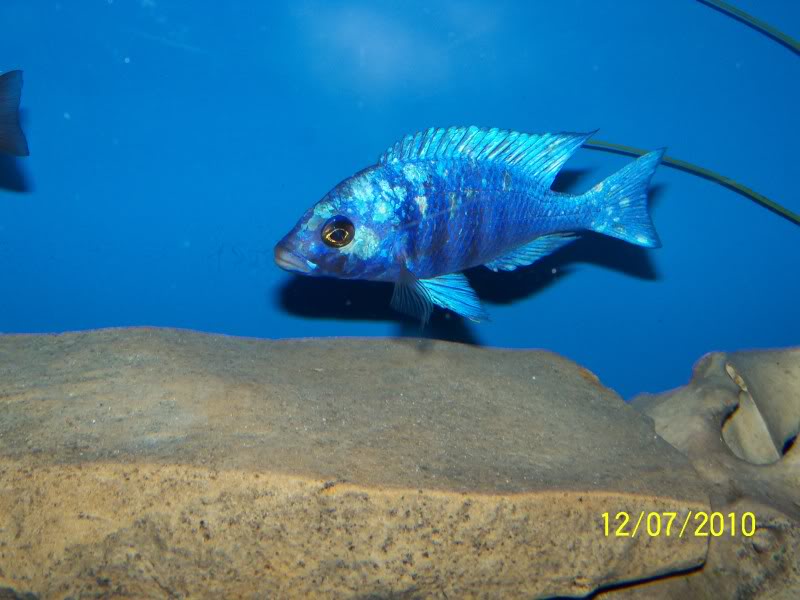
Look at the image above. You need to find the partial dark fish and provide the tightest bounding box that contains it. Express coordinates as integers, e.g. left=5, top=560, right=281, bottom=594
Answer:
left=0, top=70, right=29, bottom=156
left=275, top=126, right=664, bottom=323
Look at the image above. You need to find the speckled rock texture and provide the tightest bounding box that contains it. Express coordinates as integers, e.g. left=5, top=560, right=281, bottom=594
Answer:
left=607, top=348, right=800, bottom=600
left=0, top=328, right=710, bottom=599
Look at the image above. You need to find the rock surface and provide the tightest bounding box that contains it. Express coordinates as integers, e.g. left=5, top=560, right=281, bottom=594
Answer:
left=0, top=328, right=708, bottom=599
left=609, top=349, right=800, bottom=599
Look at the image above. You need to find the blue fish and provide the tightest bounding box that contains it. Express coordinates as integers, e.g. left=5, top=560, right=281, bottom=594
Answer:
left=275, top=126, right=663, bottom=323
left=0, top=70, right=29, bottom=156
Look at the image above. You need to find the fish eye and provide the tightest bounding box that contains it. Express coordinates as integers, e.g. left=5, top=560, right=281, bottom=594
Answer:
left=321, top=216, right=355, bottom=248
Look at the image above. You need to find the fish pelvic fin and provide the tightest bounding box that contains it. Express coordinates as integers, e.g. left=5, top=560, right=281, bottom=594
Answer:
left=585, top=149, right=664, bottom=248
left=391, top=270, right=488, bottom=325
left=0, top=70, right=29, bottom=157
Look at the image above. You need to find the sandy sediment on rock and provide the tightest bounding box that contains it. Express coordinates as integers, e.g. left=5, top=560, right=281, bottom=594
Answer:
left=0, top=328, right=709, bottom=598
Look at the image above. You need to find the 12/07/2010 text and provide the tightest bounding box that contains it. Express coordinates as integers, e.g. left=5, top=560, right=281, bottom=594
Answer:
left=601, top=511, right=756, bottom=538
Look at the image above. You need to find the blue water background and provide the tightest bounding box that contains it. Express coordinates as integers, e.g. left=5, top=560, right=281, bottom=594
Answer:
left=1, top=1, right=797, bottom=399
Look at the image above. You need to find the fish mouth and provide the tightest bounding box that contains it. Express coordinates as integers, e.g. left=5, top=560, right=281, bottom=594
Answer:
left=274, top=245, right=315, bottom=274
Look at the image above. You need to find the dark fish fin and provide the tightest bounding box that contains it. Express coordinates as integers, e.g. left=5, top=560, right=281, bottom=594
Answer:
left=391, top=270, right=488, bottom=324
left=379, top=126, right=594, bottom=188
left=0, top=70, right=29, bottom=156
left=391, top=270, right=434, bottom=326
left=484, top=233, right=579, bottom=272
left=586, top=149, right=665, bottom=248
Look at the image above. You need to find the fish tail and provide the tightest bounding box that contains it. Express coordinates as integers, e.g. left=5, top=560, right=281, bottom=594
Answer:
left=584, top=149, right=664, bottom=248
left=0, top=70, right=30, bottom=156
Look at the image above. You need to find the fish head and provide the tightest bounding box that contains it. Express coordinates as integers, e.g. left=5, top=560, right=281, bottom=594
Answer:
left=274, top=170, right=404, bottom=280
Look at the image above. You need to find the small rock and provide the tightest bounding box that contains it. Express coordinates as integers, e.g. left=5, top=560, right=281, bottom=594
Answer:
left=616, top=348, right=800, bottom=599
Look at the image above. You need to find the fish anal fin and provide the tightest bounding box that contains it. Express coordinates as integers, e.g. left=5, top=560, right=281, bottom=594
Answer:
left=484, top=233, right=579, bottom=272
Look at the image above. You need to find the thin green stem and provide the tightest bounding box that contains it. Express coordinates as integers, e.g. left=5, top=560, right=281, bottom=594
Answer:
left=697, top=0, right=800, bottom=54
left=584, top=139, right=800, bottom=226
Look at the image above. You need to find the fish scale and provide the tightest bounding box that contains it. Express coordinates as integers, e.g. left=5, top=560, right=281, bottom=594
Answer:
left=275, top=126, right=664, bottom=323
left=403, top=160, right=573, bottom=277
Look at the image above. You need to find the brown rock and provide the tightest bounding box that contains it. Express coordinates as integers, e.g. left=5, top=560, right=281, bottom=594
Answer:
left=0, top=329, right=708, bottom=598
left=721, top=349, right=800, bottom=465
left=611, top=349, right=800, bottom=599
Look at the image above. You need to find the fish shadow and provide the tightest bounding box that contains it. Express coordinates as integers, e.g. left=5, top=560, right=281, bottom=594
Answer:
left=552, top=168, right=593, bottom=193
left=472, top=182, right=665, bottom=304
left=276, top=181, right=665, bottom=344
left=0, top=155, right=31, bottom=193
left=275, top=277, right=482, bottom=344
left=467, top=232, right=658, bottom=305
left=0, top=109, right=33, bottom=193
left=275, top=226, right=658, bottom=343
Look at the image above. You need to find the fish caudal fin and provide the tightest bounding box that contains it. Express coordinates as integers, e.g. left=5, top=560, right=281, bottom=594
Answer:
left=585, top=149, right=664, bottom=248
left=0, top=70, right=29, bottom=157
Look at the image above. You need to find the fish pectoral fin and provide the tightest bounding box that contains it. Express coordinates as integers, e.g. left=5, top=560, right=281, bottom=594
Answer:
left=391, top=271, right=435, bottom=326
left=391, top=271, right=488, bottom=324
left=484, top=233, right=579, bottom=272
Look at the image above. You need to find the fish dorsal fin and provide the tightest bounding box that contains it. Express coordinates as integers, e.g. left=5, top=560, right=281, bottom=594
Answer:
left=379, top=126, right=595, bottom=188
left=484, top=233, right=579, bottom=272
left=391, top=270, right=488, bottom=324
